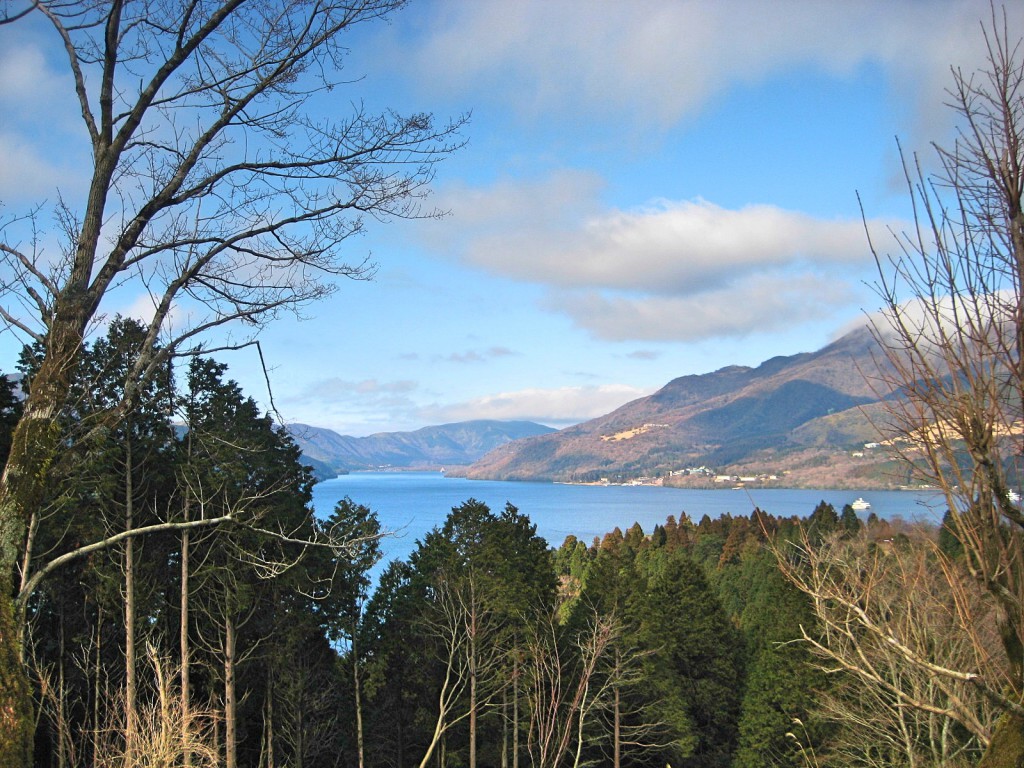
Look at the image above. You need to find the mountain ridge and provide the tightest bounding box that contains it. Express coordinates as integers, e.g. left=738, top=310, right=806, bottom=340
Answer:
left=291, top=327, right=902, bottom=488
left=287, top=419, right=557, bottom=479
left=462, top=326, right=897, bottom=487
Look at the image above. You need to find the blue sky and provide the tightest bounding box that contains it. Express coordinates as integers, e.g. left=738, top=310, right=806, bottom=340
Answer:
left=0, top=0, right=1016, bottom=436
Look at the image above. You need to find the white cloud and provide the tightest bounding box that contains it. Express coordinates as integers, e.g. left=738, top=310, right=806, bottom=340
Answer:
left=438, top=346, right=519, bottom=364
left=551, top=273, right=854, bottom=342
left=421, top=383, right=652, bottom=427
left=457, top=196, right=874, bottom=293
left=395, top=0, right=1019, bottom=134
left=0, top=42, right=66, bottom=109
left=0, top=37, right=86, bottom=203
left=105, top=292, right=201, bottom=343
left=426, top=172, right=886, bottom=341
left=297, top=377, right=419, bottom=400
left=276, top=382, right=652, bottom=435
left=0, top=132, right=68, bottom=202
left=277, top=378, right=424, bottom=435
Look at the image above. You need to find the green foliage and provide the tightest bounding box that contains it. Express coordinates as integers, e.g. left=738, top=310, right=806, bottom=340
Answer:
left=839, top=504, right=862, bottom=536
left=939, top=509, right=964, bottom=559
left=10, top=359, right=959, bottom=768
left=634, top=548, right=744, bottom=768
left=15, top=332, right=361, bottom=767
left=728, top=551, right=827, bottom=768
left=807, top=500, right=839, bottom=541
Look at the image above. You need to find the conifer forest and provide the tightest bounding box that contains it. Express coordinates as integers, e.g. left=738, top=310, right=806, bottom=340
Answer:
left=4, top=324, right=996, bottom=767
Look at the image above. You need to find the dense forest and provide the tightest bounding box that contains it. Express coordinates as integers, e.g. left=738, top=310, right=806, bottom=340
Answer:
left=5, top=318, right=996, bottom=768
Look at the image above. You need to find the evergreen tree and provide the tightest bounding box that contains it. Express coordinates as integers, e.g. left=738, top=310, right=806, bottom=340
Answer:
left=807, top=501, right=839, bottom=542
left=730, top=550, right=827, bottom=768
left=630, top=547, right=744, bottom=768
left=177, top=356, right=317, bottom=768
left=938, top=509, right=964, bottom=559
left=361, top=560, right=423, bottom=767
left=0, top=373, right=21, bottom=465
left=839, top=504, right=863, bottom=537
left=400, top=499, right=557, bottom=768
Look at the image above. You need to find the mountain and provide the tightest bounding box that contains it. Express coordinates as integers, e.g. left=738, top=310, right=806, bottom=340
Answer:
left=464, top=326, right=896, bottom=487
left=287, top=420, right=557, bottom=479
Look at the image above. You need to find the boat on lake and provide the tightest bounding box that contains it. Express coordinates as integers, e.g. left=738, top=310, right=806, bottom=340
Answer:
left=851, top=497, right=871, bottom=511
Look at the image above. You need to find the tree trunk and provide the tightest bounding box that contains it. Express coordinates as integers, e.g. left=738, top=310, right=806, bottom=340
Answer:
left=613, top=685, right=621, bottom=768
left=225, top=599, right=237, bottom=768
left=978, top=712, right=1024, bottom=768
left=469, top=587, right=477, bottom=768
left=513, top=659, right=519, bottom=768
left=262, top=667, right=275, bottom=768
left=0, top=588, right=31, bottom=766
left=125, top=438, right=137, bottom=756
left=353, top=627, right=365, bottom=768
left=501, top=687, right=508, bottom=768
left=91, top=605, right=104, bottom=767
left=180, top=496, right=191, bottom=768
left=0, top=303, right=91, bottom=767
left=57, top=606, right=67, bottom=768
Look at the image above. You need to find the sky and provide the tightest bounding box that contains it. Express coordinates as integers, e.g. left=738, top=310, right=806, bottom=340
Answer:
left=0, top=0, right=1019, bottom=436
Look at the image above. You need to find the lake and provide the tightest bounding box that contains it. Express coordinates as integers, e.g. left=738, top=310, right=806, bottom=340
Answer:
left=311, top=471, right=946, bottom=572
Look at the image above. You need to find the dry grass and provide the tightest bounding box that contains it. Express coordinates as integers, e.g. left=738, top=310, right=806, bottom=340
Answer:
left=94, top=646, right=218, bottom=768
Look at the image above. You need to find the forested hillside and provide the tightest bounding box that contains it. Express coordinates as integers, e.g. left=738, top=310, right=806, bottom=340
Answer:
left=5, top=322, right=995, bottom=767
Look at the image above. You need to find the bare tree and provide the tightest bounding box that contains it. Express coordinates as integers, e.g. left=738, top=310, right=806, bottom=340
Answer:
left=416, top=574, right=506, bottom=768
left=520, top=604, right=664, bottom=768
left=0, top=1, right=464, bottom=761
left=522, top=607, right=617, bottom=768
left=865, top=6, right=1024, bottom=765
left=778, top=529, right=997, bottom=767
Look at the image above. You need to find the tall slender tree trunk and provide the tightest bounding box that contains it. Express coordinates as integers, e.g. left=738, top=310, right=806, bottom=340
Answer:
left=613, top=685, right=621, bottom=768
left=124, top=438, right=138, bottom=755
left=468, top=584, right=477, bottom=768
left=0, top=290, right=94, bottom=766
left=353, top=625, right=366, bottom=768
left=513, top=654, right=519, bottom=768
left=91, top=605, right=104, bottom=767
left=180, top=494, right=191, bottom=768
left=57, top=606, right=67, bottom=768
left=225, top=597, right=237, bottom=768
left=262, top=666, right=275, bottom=768
left=501, top=687, right=508, bottom=768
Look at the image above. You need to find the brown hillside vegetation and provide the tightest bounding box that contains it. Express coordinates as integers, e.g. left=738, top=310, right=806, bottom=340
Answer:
left=465, top=326, right=897, bottom=484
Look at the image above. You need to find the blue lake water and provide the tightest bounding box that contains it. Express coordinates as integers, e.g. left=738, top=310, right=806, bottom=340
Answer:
left=311, top=471, right=946, bottom=573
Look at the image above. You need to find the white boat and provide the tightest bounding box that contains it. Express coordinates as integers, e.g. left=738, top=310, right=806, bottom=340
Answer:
left=1008, top=490, right=1021, bottom=503
left=851, top=497, right=871, bottom=511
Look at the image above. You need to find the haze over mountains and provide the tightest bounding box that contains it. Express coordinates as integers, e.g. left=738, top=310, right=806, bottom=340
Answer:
left=291, top=326, right=899, bottom=487
left=287, top=420, right=555, bottom=479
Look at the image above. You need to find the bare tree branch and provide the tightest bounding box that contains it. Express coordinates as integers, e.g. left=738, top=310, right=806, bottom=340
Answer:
left=17, top=513, right=233, bottom=617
